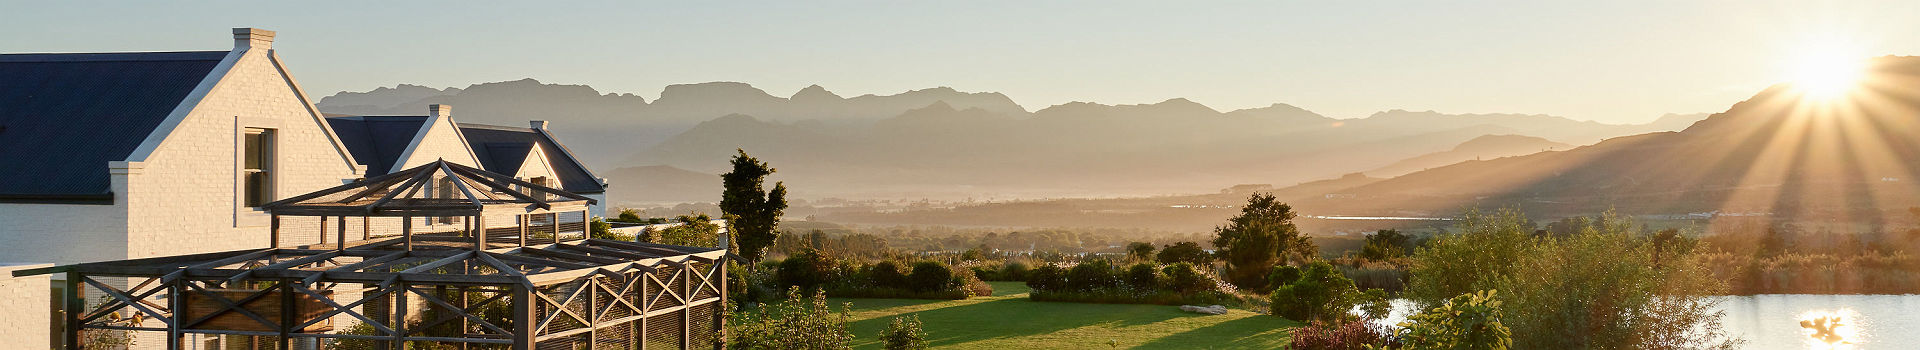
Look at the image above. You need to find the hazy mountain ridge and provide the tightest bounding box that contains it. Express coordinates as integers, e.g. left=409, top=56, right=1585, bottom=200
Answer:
left=319, top=79, right=1703, bottom=204
left=1298, top=57, right=1920, bottom=221
left=1364, top=135, right=1572, bottom=177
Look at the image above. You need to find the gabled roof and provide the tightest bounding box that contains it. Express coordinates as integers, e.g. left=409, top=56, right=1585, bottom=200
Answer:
left=460, top=124, right=606, bottom=194
left=325, top=116, right=431, bottom=175
left=0, top=51, right=228, bottom=201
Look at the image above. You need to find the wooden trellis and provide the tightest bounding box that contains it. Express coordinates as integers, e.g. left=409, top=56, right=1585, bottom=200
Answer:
left=16, top=160, right=727, bottom=350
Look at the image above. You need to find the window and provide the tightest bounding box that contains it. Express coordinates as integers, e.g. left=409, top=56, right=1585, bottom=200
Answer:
left=242, top=128, right=274, bottom=207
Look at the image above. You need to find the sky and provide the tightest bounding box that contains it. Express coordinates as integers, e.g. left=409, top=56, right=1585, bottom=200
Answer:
left=4, top=1, right=1918, bottom=123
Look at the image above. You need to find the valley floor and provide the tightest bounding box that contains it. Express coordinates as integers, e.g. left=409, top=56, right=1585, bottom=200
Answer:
left=831, top=282, right=1299, bottom=349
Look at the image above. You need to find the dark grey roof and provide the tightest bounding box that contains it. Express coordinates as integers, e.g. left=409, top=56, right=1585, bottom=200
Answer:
left=0, top=51, right=228, bottom=202
left=325, top=116, right=429, bottom=176
left=459, top=124, right=605, bottom=194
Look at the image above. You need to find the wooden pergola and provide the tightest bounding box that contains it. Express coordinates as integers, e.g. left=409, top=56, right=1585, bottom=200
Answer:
left=264, top=159, right=596, bottom=251
left=17, top=160, right=728, bottom=350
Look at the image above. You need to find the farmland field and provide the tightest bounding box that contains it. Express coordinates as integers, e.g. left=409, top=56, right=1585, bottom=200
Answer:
left=830, top=282, right=1300, bottom=349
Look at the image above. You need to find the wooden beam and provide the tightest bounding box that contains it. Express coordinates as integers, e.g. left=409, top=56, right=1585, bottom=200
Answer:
left=519, top=247, right=626, bottom=265
left=512, top=283, right=536, bottom=350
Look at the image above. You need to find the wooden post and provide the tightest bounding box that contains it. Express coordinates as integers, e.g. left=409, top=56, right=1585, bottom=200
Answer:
left=518, top=214, right=528, bottom=248
left=269, top=215, right=281, bottom=249
left=337, top=216, right=348, bottom=251
left=715, top=259, right=727, bottom=350
left=168, top=279, right=184, bottom=350
left=512, top=284, right=536, bottom=350
left=549, top=213, right=559, bottom=245
left=475, top=215, right=487, bottom=251
left=278, top=280, right=293, bottom=350
left=683, top=263, right=692, bottom=349
left=394, top=282, right=409, bottom=349
left=403, top=215, right=414, bottom=252
left=63, top=273, right=81, bottom=350
left=363, top=215, right=371, bottom=241
left=319, top=216, right=329, bottom=246
left=588, top=276, right=599, bottom=347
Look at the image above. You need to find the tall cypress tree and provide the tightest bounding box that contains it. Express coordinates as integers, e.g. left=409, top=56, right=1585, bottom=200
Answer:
left=721, top=149, right=788, bottom=264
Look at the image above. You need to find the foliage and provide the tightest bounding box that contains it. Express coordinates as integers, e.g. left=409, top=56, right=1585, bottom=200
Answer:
left=613, top=208, right=647, bottom=223
left=589, top=217, right=624, bottom=240
left=1066, top=259, right=1123, bottom=291
left=1159, top=263, right=1215, bottom=294
left=998, top=261, right=1032, bottom=281
left=1360, top=229, right=1412, bottom=261
left=722, top=149, right=789, bottom=264
left=777, top=248, right=839, bottom=294
left=1026, top=264, right=1066, bottom=291
left=1269, top=261, right=1389, bottom=322
left=651, top=213, right=722, bottom=247
left=1386, top=290, right=1512, bottom=350
left=1126, top=242, right=1156, bottom=262
left=1125, top=263, right=1158, bottom=290
left=870, top=261, right=910, bottom=289
left=1288, top=318, right=1398, bottom=350
left=1156, top=241, right=1213, bottom=265
left=731, top=287, right=855, bottom=350
left=80, top=297, right=141, bottom=350
left=1211, top=193, right=1316, bottom=290
left=908, top=261, right=957, bottom=292
left=880, top=315, right=929, bottom=350
left=1404, top=210, right=1739, bottom=349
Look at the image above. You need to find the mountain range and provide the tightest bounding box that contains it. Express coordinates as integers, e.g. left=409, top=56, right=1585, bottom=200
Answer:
left=318, top=80, right=1707, bottom=205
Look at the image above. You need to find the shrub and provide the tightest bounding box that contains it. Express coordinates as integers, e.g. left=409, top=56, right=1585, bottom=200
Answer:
left=1390, top=290, right=1511, bottom=350
left=730, top=287, right=855, bottom=350
left=653, top=214, right=722, bottom=247
left=1287, top=318, right=1397, bottom=350
left=998, top=261, right=1032, bottom=281
left=1067, top=259, right=1121, bottom=291
left=1125, top=263, right=1159, bottom=291
left=1160, top=263, right=1214, bottom=294
left=777, top=249, right=838, bottom=294
left=881, top=315, right=929, bottom=350
left=1157, top=241, right=1213, bottom=265
left=1269, top=261, right=1387, bottom=322
left=870, top=261, right=910, bottom=289
left=1027, top=264, right=1067, bottom=291
left=908, top=261, right=956, bottom=292
left=1405, top=210, right=1738, bottom=349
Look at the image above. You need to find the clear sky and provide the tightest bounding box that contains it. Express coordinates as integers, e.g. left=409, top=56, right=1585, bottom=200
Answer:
left=4, top=1, right=1917, bottom=123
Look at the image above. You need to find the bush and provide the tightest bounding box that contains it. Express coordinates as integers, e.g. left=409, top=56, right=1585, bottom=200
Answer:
left=777, top=249, right=838, bottom=294
left=870, top=261, right=910, bottom=289
left=1026, top=264, right=1067, bottom=291
left=1390, top=290, right=1511, bottom=350
left=908, top=261, right=956, bottom=292
left=1286, top=318, right=1397, bottom=350
left=1066, top=259, right=1121, bottom=291
left=730, top=287, right=855, bottom=350
left=1406, top=210, right=1738, bottom=349
left=999, top=261, right=1032, bottom=281
left=1125, top=263, right=1159, bottom=291
left=1160, top=263, right=1214, bottom=294
left=1157, top=241, right=1213, bottom=265
left=881, top=315, right=929, bottom=350
left=1269, top=261, right=1388, bottom=322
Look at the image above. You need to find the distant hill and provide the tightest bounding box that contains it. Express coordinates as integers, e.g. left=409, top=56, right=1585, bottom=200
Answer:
left=1365, top=135, right=1571, bottom=177
left=1303, top=56, right=1920, bottom=223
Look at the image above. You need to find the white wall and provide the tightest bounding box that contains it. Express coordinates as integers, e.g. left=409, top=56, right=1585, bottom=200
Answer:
left=124, top=47, right=361, bottom=259
left=0, top=264, right=51, bottom=350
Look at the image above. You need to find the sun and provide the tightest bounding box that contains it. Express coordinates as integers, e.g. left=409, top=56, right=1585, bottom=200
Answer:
left=1790, top=51, right=1867, bottom=99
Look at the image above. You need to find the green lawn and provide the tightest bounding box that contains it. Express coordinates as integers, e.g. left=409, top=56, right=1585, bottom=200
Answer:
left=828, top=282, right=1300, bottom=350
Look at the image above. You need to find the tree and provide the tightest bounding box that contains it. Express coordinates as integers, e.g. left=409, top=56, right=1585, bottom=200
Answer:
left=1389, top=290, right=1512, bottom=350
left=722, top=149, right=789, bottom=264
left=1360, top=229, right=1412, bottom=261
left=614, top=208, right=645, bottom=223
left=730, top=287, right=855, bottom=350
left=881, top=315, right=929, bottom=350
left=1125, top=242, right=1156, bottom=262
left=652, top=214, right=722, bottom=247
left=1156, top=241, right=1212, bottom=265
left=1211, top=193, right=1315, bottom=290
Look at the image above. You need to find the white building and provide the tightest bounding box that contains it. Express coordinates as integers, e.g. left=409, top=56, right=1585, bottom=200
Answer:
left=0, top=28, right=607, bottom=267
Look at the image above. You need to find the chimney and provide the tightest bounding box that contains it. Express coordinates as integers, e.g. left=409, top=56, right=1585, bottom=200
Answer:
left=529, top=120, right=549, bottom=130
left=429, top=104, right=452, bottom=119
left=232, top=28, right=275, bottom=50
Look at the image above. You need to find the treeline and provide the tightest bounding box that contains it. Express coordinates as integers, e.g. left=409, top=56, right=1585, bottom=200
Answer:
left=1697, top=218, right=1920, bottom=294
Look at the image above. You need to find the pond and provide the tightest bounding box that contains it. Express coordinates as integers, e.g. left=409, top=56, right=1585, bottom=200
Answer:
left=1370, top=295, right=1920, bottom=349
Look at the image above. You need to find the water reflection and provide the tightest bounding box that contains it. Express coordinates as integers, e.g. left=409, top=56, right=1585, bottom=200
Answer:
left=1798, top=309, right=1860, bottom=350
left=1366, top=295, right=1920, bottom=349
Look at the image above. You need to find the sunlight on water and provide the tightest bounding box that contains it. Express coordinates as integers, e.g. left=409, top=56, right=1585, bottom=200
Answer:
left=1798, top=309, right=1863, bottom=350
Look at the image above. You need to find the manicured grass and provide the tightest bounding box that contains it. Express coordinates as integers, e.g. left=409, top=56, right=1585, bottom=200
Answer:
left=828, top=282, right=1300, bottom=349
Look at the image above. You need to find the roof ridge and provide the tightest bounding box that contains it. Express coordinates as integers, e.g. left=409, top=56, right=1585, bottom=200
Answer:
left=0, top=51, right=229, bottom=63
